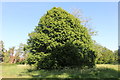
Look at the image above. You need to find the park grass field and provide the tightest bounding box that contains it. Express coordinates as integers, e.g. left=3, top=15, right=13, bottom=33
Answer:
left=1, top=63, right=120, bottom=78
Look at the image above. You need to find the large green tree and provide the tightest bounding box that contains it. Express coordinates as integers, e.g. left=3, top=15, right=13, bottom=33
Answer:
left=27, top=7, right=96, bottom=69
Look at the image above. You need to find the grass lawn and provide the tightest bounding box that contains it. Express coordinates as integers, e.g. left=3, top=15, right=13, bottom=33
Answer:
left=1, top=63, right=32, bottom=78
left=1, top=63, right=120, bottom=78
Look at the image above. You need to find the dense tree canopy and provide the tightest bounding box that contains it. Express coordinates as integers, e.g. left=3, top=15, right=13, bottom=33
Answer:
left=27, top=7, right=96, bottom=69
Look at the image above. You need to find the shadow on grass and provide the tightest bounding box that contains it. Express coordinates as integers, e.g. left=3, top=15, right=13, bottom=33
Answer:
left=17, top=67, right=120, bottom=80
left=96, top=68, right=120, bottom=78
left=2, top=67, right=120, bottom=80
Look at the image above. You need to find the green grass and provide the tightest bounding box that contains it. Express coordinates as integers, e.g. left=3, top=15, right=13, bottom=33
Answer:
left=1, top=63, right=120, bottom=78
left=1, top=63, right=32, bottom=78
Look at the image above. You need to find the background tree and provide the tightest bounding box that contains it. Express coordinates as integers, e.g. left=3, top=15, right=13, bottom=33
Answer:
left=0, top=41, right=5, bottom=52
left=2, top=51, right=10, bottom=63
left=13, top=43, right=28, bottom=64
left=27, top=7, right=96, bottom=69
left=13, top=49, right=20, bottom=63
left=0, top=40, right=6, bottom=62
left=113, top=50, right=118, bottom=64
left=94, top=43, right=116, bottom=64
left=9, top=47, right=15, bottom=63
left=0, top=41, right=10, bottom=63
left=18, top=43, right=28, bottom=64
left=119, top=46, right=120, bottom=64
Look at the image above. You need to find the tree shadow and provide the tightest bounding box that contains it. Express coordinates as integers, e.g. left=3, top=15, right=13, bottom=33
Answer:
left=18, top=66, right=120, bottom=80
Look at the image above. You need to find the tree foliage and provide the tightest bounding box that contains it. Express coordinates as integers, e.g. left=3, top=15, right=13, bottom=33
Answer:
left=113, top=50, right=118, bottom=64
left=94, top=43, right=117, bottom=64
left=15, top=43, right=28, bottom=64
left=0, top=40, right=4, bottom=62
left=27, top=7, right=96, bottom=69
left=1, top=42, right=28, bottom=64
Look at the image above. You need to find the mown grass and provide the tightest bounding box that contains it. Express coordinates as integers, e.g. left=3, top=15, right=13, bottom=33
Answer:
left=1, top=63, right=120, bottom=79
left=1, top=63, right=32, bottom=78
